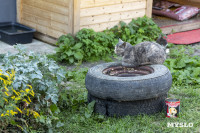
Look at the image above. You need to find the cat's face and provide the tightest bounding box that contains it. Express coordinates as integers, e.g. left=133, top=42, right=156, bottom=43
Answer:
left=114, top=39, right=126, bottom=56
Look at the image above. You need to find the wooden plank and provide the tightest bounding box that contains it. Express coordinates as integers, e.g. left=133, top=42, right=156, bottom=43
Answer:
left=81, top=0, right=121, bottom=8
left=20, top=19, right=36, bottom=29
left=23, top=0, right=69, bottom=15
left=168, top=0, right=200, bottom=7
left=80, top=9, right=146, bottom=26
left=17, top=0, right=22, bottom=22
left=21, top=19, right=64, bottom=38
left=122, top=0, right=145, bottom=3
left=22, top=13, right=69, bottom=33
left=74, top=0, right=81, bottom=34
left=189, top=0, right=200, bottom=2
left=81, top=0, right=144, bottom=8
left=161, top=21, right=200, bottom=34
left=146, top=0, right=153, bottom=18
left=22, top=4, right=69, bottom=24
left=80, top=0, right=146, bottom=17
left=68, top=0, right=73, bottom=34
left=80, top=19, right=133, bottom=31
left=34, top=32, right=57, bottom=45
left=42, top=0, right=69, bottom=7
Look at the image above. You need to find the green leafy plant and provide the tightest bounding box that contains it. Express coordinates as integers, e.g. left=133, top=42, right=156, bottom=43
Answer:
left=0, top=69, right=39, bottom=132
left=108, top=16, right=163, bottom=45
left=56, top=34, right=84, bottom=64
left=75, top=29, right=117, bottom=62
left=56, top=29, right=117, bottom=64
left=66, top=67, right=88, bottom=84
left=55, top=16, right=162, bottom=64
left=58, top=89, right=88, bottom=112
left=1, top=45, right=67, bottom=131
left=164, top=46, right=200, bottom=85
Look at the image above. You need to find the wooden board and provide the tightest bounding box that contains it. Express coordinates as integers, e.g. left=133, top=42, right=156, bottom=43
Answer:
left=168, top=0, right=200, bottom=7
left=80, top=0, right=144, bottom=8
left=74, top=0, right=81, bottom=34
left=21, top=19, right=64, bottom=38
left=80, top=0, right=146, bottom=17
left=80, top=18, right=133, bottom=31
left=146, top=0, right=153, bottom=18
left=78, top=0, right=147, bottom=33
left=161, top=21, right=200, bottom=34
left=22, top=13, right=69, bottom=32
left=80, top=9, right=146, bottom=26
left=34, top=32, right=57, bottom=45
left=17, top=0, right=22, bottom=23
left=42, top=0, right=70, bottom=7
left=19, top=0, right=72, bottom=40
left=22, top=4, right=69, bottom=24
left=23, top=0, right=69, bottom=15
left=17, top=0, right=151, bottom=39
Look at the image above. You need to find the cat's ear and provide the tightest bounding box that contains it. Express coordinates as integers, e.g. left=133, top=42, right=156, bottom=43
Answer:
left=122, top=42, right=126, bottom=48
left=119, top=38, right=124, bottom=43
left=156, top=35, right=168, bottom=47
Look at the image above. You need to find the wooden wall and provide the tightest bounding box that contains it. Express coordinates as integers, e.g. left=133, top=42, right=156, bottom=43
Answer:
left=18, top=0, right=73, bottom=39
left=75, top=0, right=151, bottom=33
left=17, top=0, right=152, bottom=43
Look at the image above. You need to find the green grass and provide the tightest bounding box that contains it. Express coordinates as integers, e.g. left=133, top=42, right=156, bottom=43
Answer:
left=56, top=85, right=200, bottom=133
left=55, top=45, right=200, bottom=133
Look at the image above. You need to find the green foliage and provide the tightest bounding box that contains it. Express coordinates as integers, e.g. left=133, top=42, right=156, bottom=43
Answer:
left=66, top=67, right=88, bottom=84
left=0, top=69, right=40, bottom=132
left=108, top=16, right=163, bottom=45
left=75, top=29, right=117, bottom=62
left=55, top=16, right=163, bottom=64
left=55, top=29, right=117, bottom=64
left=55, top=85, right=200, bottom=133
left=164, top=46, right=200, bottom=85
left=58, top=89, right=87, bottom=112
left=1, top=45, right=67, bottom=131
left=84, top=101, right=95, bottom=119
left=56, top=34, right=84, bottom=64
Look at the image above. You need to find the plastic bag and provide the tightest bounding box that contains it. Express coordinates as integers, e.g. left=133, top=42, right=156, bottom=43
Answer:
left=153, top=1, right=199, bottom=21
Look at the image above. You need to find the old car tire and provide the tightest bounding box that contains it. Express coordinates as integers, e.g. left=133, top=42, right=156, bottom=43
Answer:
left=85, top=62, right=172, bottom=102
left=88, top=93, right=167, bottom=117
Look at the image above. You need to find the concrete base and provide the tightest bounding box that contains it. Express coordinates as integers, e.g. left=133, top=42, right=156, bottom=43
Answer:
left=0, top=39, right=56, bottom=55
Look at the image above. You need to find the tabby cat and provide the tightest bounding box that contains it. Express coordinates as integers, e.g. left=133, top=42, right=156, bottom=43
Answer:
left=114, top=37, right=167, bottom=67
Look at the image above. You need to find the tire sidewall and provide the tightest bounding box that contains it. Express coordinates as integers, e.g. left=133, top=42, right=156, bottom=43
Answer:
left=85, top=62, right=172, bottom=101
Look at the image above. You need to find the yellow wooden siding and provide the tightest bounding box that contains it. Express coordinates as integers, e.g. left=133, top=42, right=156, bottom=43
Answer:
left=79, top=0, right=147, bottom=32
left=18, top=0, right=152, bottom=39
left=20, top=0, right=72, bottom=38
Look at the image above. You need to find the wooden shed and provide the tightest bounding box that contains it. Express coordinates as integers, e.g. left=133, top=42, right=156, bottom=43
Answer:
left=17, top=0, right=153, bottom=44
left=17, top=0, right=200, bottom=44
